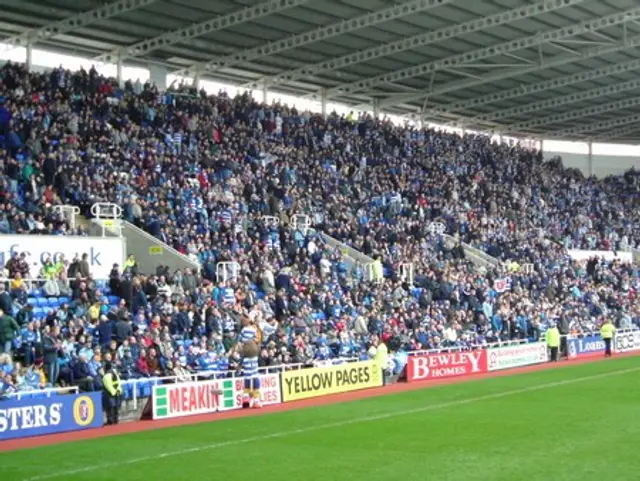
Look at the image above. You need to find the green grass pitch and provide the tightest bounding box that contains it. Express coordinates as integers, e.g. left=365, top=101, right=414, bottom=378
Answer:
left=3, top=356, right=640, bottom=481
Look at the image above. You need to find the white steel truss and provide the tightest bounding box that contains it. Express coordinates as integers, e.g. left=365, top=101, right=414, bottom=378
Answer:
left=1, top=0, right=157, bottom=51
left=262, top=0, right=582, bottom=89
left=591, top=122, right=640, bottom=142
left=94, top=0, right=309, bottom=64
left=548, top=113, right=640, bottom=138
left=175, top=0, right=454, bottom=79
left=412, top=33, right=640, bottom=119
left=428, top=56, right=640, bottom=120
left=509, top=96, right=640, bottom=131
left=469, top=77, right=640, bottom=124
left=328, top=6, right=640, bottom=98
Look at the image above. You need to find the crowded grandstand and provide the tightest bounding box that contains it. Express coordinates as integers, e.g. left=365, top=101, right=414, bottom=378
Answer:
left=0, top=56, right=638, bottom=404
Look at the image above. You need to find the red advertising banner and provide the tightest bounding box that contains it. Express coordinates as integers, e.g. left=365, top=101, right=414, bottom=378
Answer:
left=406, top=350, right=488, bottom=382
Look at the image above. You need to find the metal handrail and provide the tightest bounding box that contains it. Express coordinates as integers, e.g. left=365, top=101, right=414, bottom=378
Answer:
left=407, top=338, right=529, bottom=357
left=122, top=357, right=360, bottom=408
left=5, top=385, right=79, bottom=400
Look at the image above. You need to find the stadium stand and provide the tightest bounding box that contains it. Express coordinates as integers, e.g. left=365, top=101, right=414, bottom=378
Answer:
left=1, top=58, right=639, bottom=405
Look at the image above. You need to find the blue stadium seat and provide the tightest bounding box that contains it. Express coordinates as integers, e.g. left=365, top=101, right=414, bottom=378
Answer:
left=123, top=383, right=133, bottom=400
left=29, top=288, right=43, bottom=298
left=108, top=295, right=119, bottom=305
left=95, top=279, right=107, bottom=289
left=36, top=298, right=49, bottom=308
left=27, top=297, right=38, bottom=307
left=102, top=287, right=111, bottom=295
left=58, top=296, right=71, bottom=305
left=48, top=298, right=61, bottom=308
left=32, top=307, right=44, bottom=319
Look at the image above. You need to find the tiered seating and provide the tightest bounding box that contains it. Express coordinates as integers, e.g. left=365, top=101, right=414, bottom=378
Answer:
left=0, top=60, right=639, bottom=399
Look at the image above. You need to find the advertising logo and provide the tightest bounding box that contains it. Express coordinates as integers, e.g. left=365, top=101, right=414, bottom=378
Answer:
left=406, top=351, right=487, bottom=382
left=72, top=396, right=95, bottom=427
left=614, top=331, right=640, bottom=353
left=568, top=335, right=605, bottom=359
left=281, top=361, right=383, bottom=402
left=0, top=392, right=102, bottom=440
left=152, top=375, right=283, bottom=420
left=487, top=343, right=547, bottom=371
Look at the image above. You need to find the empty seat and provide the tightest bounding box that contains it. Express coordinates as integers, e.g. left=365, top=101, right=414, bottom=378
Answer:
left=48, top=298, right=61, bottom=307
left=36, top=298, right=49, bottom=307
left=58, top=296, right=71, bottom=305
left=27, top=297, right=38, bottom=306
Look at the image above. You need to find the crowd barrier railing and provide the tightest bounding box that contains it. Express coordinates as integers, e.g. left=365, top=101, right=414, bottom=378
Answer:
left=0, top=277, right=109, bottom=292
left=5, top=385, right=79, bottom=400
left=122, top=358, right=360, bottom=409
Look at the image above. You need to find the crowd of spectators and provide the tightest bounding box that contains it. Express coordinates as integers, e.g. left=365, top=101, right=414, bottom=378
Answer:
left=0, top=60, right=639, bottom=397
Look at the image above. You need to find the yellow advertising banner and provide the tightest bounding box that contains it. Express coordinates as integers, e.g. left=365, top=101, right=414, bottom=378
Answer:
left=281, top=361, right=383, bottom=402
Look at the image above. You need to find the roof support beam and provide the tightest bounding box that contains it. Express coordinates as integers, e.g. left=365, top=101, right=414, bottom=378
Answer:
left=469, top=77, right=640, bottom=124
left=547, top=113, right=640, bottom=138
left=592, top=122, right=640, bottom=142
left=1, top=0, right=157, bottom=52
left=175, top=0, right=454, bottom=79
left=262, top=0, right=583, bottom=90
left=422, top=54, right=640, bottom=119
left=381, top=32, right=640, bottom=115
left=94, top=0, right=309, bottom=64
left=328, top=6, right=640, bottom=98
left=508, top=96, right=640, bottom=131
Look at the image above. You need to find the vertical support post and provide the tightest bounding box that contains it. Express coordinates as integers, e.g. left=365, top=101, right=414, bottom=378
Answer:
left=321, top=88, right=327, bottom=119
left=588, top=141, right=593, bottom=177
left=372, top=98, right=380, bottom=119
left=26, top=43, right=33, bottom=71
left=262, top=81, right=268, bottom=103
left=116, top=56, right=123, bottom=87
left=193, top=67, right=200, bottom=88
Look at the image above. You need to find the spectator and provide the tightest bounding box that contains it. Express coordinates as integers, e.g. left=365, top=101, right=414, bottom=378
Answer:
left=0, top=308, right=19, bottom=355
left=73, top=354, right=94, bottom=392
left=42, top=326, right=61, bottom=386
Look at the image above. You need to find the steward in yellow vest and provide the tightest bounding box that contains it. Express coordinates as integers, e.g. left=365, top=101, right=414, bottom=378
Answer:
left=600, top=320, right=616, bottom=358
left=102, top=362, right=122, bottom=425
left=546, top=324, right=560, bottom=362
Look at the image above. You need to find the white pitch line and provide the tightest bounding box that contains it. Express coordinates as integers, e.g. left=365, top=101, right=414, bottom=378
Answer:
left=19, top=365, right=640, bottom=481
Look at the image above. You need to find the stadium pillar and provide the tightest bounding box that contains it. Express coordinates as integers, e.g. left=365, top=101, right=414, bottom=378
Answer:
left=26, top=43, right=33, bottom=72
left=149, top=64, right=167, bottom=91
left=373, top=98, right=380, bottom=118
left=321, top=88, right=327, bottom=119
left=262, top=82, right=268, bottom=103
left=588, top=141, right=594, bottom=177
left=116, top=56, right=123, bottom=87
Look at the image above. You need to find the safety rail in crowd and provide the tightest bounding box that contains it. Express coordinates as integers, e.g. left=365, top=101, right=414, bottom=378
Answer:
left=91, top=202, right=124, bottom=237
left=621, top=243, right=640, bottom=264
left=52, top=205, right=81, bottom=231
left=0, top=277, right=109, bottom=291
left=6, top=385, right=79, bottom=400
left=407, top=338, right=529, bottom=357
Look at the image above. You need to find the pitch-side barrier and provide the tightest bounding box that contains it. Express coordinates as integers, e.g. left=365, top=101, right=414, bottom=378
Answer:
left=3, top=332, right=639, bottom=439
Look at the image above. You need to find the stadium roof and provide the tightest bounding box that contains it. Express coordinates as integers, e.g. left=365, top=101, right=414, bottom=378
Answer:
left=2, top=0, right=640, bottom=142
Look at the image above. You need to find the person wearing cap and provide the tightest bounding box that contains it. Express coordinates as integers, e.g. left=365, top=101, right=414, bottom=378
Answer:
left=546, top=322, right=561, bottom=362
left=600, top=318, right=616, bottom=358
left=102, top=361, right=122, bottom=425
